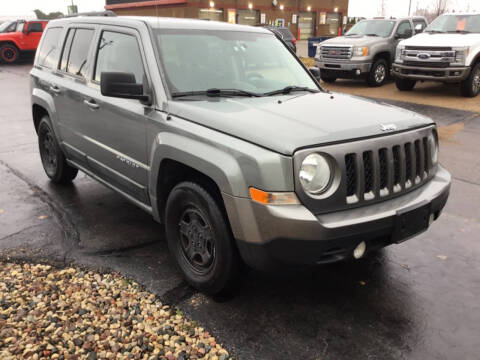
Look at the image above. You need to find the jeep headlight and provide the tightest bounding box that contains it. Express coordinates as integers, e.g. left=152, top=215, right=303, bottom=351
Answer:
left=396, top=44, right=405, bottom=63
left=452, top=46, right=469, bottom=66
left=299, top=154, right=332, bottom=195
left=353, top=46, right=369, bottom=57
left=428, top=133, right=438, bottom=165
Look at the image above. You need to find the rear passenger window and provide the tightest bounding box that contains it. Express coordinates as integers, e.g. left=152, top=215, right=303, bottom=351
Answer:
left=37, top=27, right=62, bottom=69
left=28, top=23, right=44, bottom=33
left=60, top=28, right=94, bottom=78
left=94, top=31, right=145, bottom=83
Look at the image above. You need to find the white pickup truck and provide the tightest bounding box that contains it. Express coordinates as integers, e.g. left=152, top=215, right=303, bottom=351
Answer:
left=393, top=13, right=480, bottom=97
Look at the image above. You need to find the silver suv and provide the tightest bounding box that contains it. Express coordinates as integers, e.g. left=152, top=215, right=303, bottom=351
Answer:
left=31, top=16, right=450, bottom=294
left=315, top=17, right=427, bottom=86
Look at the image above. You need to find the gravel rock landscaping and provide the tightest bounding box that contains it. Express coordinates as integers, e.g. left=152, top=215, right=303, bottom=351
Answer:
left=0, top=262, right=233, bottom=360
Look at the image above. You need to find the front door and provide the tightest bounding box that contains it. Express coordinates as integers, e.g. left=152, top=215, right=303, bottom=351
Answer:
left=79, top=27, right=151, bottom=204
left=24, top=22, right=45, bottom=50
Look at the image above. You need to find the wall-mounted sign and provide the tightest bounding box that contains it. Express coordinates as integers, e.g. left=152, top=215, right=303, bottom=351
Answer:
left=261, top=13, right=266, bottom=24
left=320, top=12, right=326, bottom=24
left=292, top=14, right=297, bottom=24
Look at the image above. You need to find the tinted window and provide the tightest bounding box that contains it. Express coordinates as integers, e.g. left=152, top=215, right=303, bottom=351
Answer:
left=61, top=28, right=94, bottom=77
left=28, top=23, right=44, bottom=33
left=94, top=31, right=145, bottom=83
left=37, top=27, right=62, bottom=69
left=413, top=20, right=427, bottom=33
left=396, top=21, right=412, bottom=36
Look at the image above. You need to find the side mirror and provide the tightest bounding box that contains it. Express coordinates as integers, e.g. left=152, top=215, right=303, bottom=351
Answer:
left=101, top=72, right=151, bottom=104
left=308, top=67, right=321, bottom=80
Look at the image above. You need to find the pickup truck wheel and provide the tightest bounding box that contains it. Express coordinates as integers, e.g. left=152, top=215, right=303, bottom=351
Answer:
left=0, top=44, right=19, bottom=64
left=395, top=77, right=416, bottom=91
left=367, top=59, right=388, bottom=87
left=320, top=70, right=337, bottom=83
left=38, top=117, right=78, bottom=183
left=460, top=63, right=480, bottom=97
left=165, top=181, right=240, bottom=295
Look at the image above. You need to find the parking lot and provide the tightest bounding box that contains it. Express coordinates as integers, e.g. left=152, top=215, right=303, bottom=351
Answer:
left=1, top=63, right=479, bottom=360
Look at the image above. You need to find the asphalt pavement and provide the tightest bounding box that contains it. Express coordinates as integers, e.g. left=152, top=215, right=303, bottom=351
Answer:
left=0, top=63, right=479, bottom=360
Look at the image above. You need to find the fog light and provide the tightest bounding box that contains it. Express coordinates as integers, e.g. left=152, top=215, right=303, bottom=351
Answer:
left=353, top=241, right=366, bottom=259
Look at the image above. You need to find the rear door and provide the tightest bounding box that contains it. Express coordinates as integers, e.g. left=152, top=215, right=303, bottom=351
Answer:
left=24, top=22, right=45, bottom=50
left=52, top=26, right=97, bottom=169
left=77, top=26, right=151, bottom=204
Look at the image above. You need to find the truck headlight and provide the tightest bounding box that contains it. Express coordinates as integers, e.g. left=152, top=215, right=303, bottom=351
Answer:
left=353, top=46, right=368, bottom=57
left=452, top=47, right=469, bottom=66
left=299, top=154, right=332, bottom=195
left=396, top=45, right=405, bottom=63
left=315, top=44, right=321, bottom=58
left=428, top=133, right=438, bottom=165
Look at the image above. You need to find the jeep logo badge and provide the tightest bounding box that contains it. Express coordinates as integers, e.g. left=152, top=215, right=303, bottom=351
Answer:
left=381, top=124, right=397, bottom=132
left=417, top=53, right=430, bottom=60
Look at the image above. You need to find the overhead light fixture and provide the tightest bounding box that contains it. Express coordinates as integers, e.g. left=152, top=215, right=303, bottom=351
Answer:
left=334, top=7, right=338, bottom=12
left=307, top=6, right=311, bottom=11
left=248, top=3, right=253, bottom=9
left=210, top=1, right=215, bottom=7
left=280, top=4, right=284, bottom=10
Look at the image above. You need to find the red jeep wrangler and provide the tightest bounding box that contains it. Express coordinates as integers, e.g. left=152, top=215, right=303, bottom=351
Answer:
left=0, top=20, right=48, bottom=64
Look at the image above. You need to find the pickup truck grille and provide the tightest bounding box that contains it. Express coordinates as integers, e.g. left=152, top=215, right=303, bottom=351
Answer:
left=404, top=60, right=450, bottom=68
left=344, top=136, right=432, bottom=203
left=321, top=46, right=352, bottom=59
left=293, top=126, right=437, bottom=215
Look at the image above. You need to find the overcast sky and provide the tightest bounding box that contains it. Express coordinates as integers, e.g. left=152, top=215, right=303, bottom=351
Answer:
left=0, top=0, right=479, bottom=18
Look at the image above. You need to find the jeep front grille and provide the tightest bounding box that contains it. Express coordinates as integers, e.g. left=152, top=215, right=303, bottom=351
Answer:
left=321, top=46, right=352, bottom=60
left=345, top=136, right=431, bottom=203
left=293, top=126, right=436, bottom=215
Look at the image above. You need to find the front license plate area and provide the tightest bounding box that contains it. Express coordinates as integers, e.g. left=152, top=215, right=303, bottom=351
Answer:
left=392, top=202, right=431, bottom=243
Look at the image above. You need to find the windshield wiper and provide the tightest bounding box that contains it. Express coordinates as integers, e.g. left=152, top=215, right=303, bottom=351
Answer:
left=264, top=86, right=320, bottom=96
left=172, top=88, right=262, bottom=98
left=446, top=30, right=470, bottom=34
left=365, top=33, right=379, bottom=36
left=425, top=30, right=445, bottom=34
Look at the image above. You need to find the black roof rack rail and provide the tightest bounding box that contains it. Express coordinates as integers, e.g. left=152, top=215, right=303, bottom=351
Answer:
left=64, top=10, right=116, bottom=18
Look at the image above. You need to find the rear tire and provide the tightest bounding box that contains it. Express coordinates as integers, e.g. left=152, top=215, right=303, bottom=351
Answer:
left=367, top=58, right=389, bottom=87
left=320, top=70, right=337, bottom=83
left=395, top=77, right=416, bottom=91
left=38, top=116, right=78, bottom=184
left=0, top=44, right=19, bottom=64
left=165, top=181, right=240, bottom=295
left=460, top=63, right=480, bottom=98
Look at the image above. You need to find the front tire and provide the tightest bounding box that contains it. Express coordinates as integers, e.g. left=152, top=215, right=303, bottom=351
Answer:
left=367, top=59, right=388, bottom=87
left=0, top=44, right=19, bottom=64
left=165, top=181, right=240, bottom=295
left=320, top=70, right=337, bottom=83
left=38, top=117, right=78, bottom=184
left=395, top=77, right=416, bottom=91
left=460, top=63, right=480, bottom=98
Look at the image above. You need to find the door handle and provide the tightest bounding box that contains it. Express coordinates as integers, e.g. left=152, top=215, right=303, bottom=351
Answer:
left=83, top=99, right=99, bottom=110
left=49, top=85, right=61, bottom=94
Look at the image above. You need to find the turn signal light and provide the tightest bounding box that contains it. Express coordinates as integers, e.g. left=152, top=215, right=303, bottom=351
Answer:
left=249, top=187, right=300, bottom=205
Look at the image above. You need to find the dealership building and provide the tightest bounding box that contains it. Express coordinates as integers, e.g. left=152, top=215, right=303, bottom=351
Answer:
left=105, top=0, right=348, bottom=39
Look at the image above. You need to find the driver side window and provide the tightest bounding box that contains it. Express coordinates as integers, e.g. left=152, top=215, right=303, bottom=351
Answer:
left=396, top=22, right=413, bottom=37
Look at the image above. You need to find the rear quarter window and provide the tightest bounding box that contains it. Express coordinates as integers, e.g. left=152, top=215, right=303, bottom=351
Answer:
left=36, top=27, right=63, bottom=69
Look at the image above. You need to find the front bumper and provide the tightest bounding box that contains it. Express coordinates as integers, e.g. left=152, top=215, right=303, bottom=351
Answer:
left=393, top=63, right=470, bottom=82
left=315, top=58, right=372, bottom=76
left=224, top=166, right=451, bottom=270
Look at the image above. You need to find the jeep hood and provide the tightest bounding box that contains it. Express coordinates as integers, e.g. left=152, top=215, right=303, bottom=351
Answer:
left=320, top=35, right=386, bottom=47
left=400, top=32, right=480, bottom=47
left=167, top=92, right=433, bottom=156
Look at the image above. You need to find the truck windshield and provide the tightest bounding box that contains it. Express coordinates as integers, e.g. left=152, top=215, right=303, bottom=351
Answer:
left=346, top=20, right=396, bottom=37
left=425, top=14, right=480, bottom=33
left=0, top=21, right=16, bottom=33
left=153, top=29, right=318, bottom=96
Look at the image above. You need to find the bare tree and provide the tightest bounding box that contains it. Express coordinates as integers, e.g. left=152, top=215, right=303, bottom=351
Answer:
left=432, top=0, right=449, bottom=17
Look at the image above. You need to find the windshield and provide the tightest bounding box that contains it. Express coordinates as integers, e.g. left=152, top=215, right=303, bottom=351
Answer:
left=0, top=21, right=16, bottom=33
left=425, top=14, right=480, bottom=33
left=346, top=20, right=396, bottom=37
left=154, top=29, right=318, bottom=96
